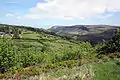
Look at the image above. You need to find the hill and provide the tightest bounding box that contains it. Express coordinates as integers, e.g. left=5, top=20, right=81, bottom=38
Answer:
left=50, top=25, right=120, bottom=43
left=0, top=24, right=120, bottom=80
left=0, top=24, right=56, bottom=36
left=0, top=24, right=94, bottom=78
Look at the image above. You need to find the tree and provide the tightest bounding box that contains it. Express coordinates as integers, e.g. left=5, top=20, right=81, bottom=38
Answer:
left=112, top=28, right=120, bottom=51
left=97, top=29, right=120, bottom=54
left=12, top=28, right=21, bottom=39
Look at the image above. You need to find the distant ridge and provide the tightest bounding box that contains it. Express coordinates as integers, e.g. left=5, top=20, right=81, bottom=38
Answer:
left=50, top=25, right=120, bottom=44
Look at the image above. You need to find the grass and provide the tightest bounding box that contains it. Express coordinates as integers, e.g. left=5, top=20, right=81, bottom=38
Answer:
left=7, top=64, right=94, bottom=80
left=93, top=59, right=120, bottom=80
left=46, top=64, right=94, bottom=80
left=21, top=32, right=40, bottom=39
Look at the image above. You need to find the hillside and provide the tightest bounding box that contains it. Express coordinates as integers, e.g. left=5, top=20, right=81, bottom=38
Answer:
left=0, top=24, right=56, bottom=36
left=0, top=24, right=95, bottom=79
left=50, top=25, right=120, bottom=43
left=0, top=24, right=120, bottom=80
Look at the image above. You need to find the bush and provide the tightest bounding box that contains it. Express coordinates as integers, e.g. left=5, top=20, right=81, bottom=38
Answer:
left=97, top=29, right=120, bottom=55
left=0, top=38, right=15, bottom=73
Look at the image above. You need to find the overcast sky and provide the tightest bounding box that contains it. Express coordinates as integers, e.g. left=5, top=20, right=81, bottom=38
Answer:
left=0, top=0, right=120, bottom=28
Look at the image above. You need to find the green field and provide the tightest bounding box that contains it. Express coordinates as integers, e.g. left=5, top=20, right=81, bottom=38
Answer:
left=93, top=60, right=120, bottom=80
left=0, top=24, right=120, bottom=80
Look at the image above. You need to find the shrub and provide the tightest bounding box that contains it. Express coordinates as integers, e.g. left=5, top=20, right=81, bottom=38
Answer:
left=97, top=29, right=120, bottom=55
left=0, top=38, right=15, bottom=73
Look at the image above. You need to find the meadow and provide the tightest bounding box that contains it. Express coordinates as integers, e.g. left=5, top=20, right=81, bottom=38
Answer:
left=0, top=25, right=120, bottom=80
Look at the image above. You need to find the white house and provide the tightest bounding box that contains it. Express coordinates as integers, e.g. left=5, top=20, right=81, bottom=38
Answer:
left=0, top=32, right=5, bottom=37
left=0, top=32, right=12, bottom=38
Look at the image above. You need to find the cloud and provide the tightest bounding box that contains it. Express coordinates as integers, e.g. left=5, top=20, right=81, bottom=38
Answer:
left=105, top=14, right=113, bottom=18
left=24, top=0, right=120, bottom=20
left=6, top=13, right=14, bottom=17
left=5, top=2, right=17, bottom=4
left=16, top=16, right=21, bottom=19
left=4, top=1, right=18, bottom=5
left=6, top=13, right=22, bottom=20
left=97, top=13, right=113, bottom=21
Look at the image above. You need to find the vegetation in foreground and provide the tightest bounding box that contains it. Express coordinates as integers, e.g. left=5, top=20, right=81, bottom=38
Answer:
left=0, top=24, right=120, bottom=80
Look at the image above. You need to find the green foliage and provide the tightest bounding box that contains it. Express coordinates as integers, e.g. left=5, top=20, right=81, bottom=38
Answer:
left=93, top=60, right=120, bottom=80
left=0, top=38, right=44, bottom=73
left=97, top=29, right=120, bottom=55
left=21, top=64, right=93, bottom=80
left=0, top=26, right=10, bottom=33
left=0, top=39, right=15, bottom=73
left=0, top=74, right=6, bottom=79
left=12, top=28, right=21, bottom=39
left=0, top=24, right=96, bottom=79
left=0, top=34, right=95, bottom=74
left=1, top=24, right=120, bottom=80
left=16, top=60, right=80, bottom=77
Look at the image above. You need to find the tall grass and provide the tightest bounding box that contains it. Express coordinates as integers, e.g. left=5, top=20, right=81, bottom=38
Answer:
left=17, top=64, right=94, bottom=80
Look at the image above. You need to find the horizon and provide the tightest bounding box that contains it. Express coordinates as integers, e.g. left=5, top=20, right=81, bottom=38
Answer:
left=1, top=23, right=120, bottom=29
left=0, top=0, right=120, bottom=28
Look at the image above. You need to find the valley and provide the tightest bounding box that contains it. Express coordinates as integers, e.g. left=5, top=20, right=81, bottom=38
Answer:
left=0, top=24, right=120, bottom=80
left=50, top=25, right=119, bottom=44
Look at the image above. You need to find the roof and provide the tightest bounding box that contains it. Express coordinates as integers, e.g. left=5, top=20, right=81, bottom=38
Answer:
left=0, top=32, right=5, bottom=35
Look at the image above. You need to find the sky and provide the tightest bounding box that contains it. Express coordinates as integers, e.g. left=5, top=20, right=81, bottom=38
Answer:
left=0, top=0, right=120, bottom=28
